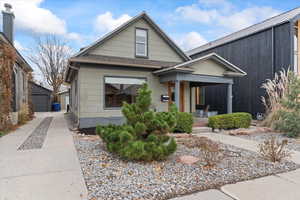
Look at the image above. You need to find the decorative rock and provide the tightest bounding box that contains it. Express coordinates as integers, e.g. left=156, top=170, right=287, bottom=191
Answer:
left=73, top=133, right=299, bottom=200
left=177, top=155, right=200, bottom=165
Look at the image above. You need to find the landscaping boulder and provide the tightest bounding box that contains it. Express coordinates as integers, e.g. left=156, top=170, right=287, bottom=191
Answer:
left=227, top=126, right=273, bottom=136
left=178, top=155, right=200, bottom=165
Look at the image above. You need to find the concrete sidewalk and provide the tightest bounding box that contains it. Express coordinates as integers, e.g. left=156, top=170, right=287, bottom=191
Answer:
left=0, top=112, right=87, bottom=200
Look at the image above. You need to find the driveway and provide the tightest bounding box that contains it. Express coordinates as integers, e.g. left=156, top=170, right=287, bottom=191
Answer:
left=0, top=112, right=87, bottom=200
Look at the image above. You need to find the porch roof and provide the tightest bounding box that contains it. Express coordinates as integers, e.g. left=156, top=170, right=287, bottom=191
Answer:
left=153, top=53, right=246, bottom=77
left=158, top=72, right=234, bottom=84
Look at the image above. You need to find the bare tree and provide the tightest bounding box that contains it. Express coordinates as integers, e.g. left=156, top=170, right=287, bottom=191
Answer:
left=29, top=35, right=72, bottom=101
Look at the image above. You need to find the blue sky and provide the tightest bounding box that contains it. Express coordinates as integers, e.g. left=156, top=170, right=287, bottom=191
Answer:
left=1, top=0, right=300, bottom=73
left=3, top=0, right=300, bottom=51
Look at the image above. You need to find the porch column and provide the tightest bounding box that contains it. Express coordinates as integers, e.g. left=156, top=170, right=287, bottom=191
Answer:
left=227, top=83, right=233, bottom=113
left=175, top=80, right=180, bottom=109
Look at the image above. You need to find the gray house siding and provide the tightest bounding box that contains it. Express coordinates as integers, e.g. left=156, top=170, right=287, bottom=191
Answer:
left=70, top=71, right=79, bottom=123
left=190, top=22, right=291, bottom=116
left=89, top=18, right=185, bottom=63
left=77, top=64, right=170, bottom=128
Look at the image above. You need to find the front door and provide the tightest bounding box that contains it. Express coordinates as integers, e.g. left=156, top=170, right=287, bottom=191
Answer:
left=167, top=81, right=185, bottom=112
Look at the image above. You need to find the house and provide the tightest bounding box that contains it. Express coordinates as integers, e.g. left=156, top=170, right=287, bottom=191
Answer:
left=30, top=82, right=52, bottom=112
left=65, top=12, right=246, bottom=129
left=1, top=4, right=33, bottom=124
left=187, top=7, right=300, bottom=117
left=58, top=90, right=70, bottom=111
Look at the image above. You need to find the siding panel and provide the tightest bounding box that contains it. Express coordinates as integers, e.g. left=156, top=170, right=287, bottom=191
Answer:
left=90, top=18, right=184, bottom=62
left=190, top=22, right=291, bottom=116
left=78, top=65, right=169, bottom=118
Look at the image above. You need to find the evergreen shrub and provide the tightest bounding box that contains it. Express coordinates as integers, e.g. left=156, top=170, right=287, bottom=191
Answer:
left=96, top=84, right=177, bottom=161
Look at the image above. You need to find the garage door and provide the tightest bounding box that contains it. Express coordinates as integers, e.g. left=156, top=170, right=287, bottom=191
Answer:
left=32, top=95, right=49, bottom=112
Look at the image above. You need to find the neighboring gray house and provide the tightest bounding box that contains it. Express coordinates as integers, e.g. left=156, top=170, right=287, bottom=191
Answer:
left=30, top=82, right=52, bottom=112
left=1, top=4, right=33, bottom=124
left=186, top=7, right=300, bottom=116
left=65, top=12, right=246, bottom=128
left=58, top=90, right=70, bottom=111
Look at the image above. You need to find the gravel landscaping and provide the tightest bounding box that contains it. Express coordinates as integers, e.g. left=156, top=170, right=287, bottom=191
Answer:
left=237, top=132, right=300, bottom=152
left=73, top=134, right=299, bottom=200
left=18, top=117, right=53, bottom=150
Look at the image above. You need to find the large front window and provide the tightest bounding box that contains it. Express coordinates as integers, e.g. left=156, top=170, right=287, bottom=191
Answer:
left=135, top=28, right=148, bottom=57
left=104, top=77, right=146, bottom=108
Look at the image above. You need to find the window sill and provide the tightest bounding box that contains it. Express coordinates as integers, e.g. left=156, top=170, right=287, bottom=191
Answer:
left=103, top=107, right=122, bottom=110
left=135, top=55, right=148, bottom=59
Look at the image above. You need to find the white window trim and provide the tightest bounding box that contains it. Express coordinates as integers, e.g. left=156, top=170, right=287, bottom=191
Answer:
left=135, top=28, right=148, bottom=57
left=104, top=76, right=146, bottom=109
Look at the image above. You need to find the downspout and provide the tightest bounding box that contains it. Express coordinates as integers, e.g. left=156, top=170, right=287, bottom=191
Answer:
left=290, top=19, right=296, bottom=71
left=271, top=26, right=275, bottom=77
left=77, top=69, right=80, bottom=128
left=189, top=83, right=192, bottom=113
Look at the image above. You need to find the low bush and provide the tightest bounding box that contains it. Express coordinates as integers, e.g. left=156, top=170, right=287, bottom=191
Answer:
left=0, top=131, right=4, bottom=137
left=173, top=112, right=194, bottom=133
left=208, top=112, right=252, bottom=131
left=177, top=135, right=223, bottom=167
left=199, top=138, right=223, bottom=167
left=18, top=103, right=29, bottom=125
left=96, top=84, right=177, bottom=161
left=258, top=136, right=291, bottom=162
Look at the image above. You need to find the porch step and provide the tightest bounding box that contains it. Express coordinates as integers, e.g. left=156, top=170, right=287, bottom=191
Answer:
left=192, top=127, right=212, bottom=133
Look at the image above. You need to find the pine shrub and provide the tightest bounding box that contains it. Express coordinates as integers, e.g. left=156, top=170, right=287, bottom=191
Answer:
left=96, top=84, right=177, bottom=161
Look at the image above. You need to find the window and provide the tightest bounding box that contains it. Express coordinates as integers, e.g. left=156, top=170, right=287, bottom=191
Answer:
left=135, top=28, right=148, bottom=57
left=105, top=77, right=146, bottom=108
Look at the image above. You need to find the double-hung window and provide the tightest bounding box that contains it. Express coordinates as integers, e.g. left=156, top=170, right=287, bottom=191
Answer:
left=104, top=76, right=146, bottom=108
left=135, top=28, right=148, bottom=57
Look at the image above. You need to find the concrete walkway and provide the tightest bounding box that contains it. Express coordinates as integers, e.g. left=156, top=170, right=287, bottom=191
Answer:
left=172, top=132, right=300, bottom=200
left=0, top=112, right=87, bottom=200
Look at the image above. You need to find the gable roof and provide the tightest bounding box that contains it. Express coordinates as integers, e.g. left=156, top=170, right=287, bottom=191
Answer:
left=73, top=11, right=190, bottom=61
left=154, top=53, right=247, bottom=77
left=187, top=6, right=300, bottom=56
left=69, top=54, right=178, bottom=69
left=30, top=81, right=53, bottom=93
left=0, top=32, right=33, bottom=72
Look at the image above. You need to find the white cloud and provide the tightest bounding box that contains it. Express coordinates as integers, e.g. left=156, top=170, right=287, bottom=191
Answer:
left=199, top=0, right=233, bottom=11
left=14, top=40, right=27, bottom=51
left=218, top=6, right=280, bottom=31
left=175, top=32, right=207, bottom=50
left=0, top=0, right=81, bottom=40
left=94, top=11, right=132, bottom=33
left=66, top=32, right=82, bottom=41
left=176, top=0, right=281, bottom=32
left=176, top=5, right=218, bottom=23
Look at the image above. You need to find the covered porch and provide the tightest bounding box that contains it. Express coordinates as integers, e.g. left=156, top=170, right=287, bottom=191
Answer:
left=154, top=53, right=246, bottom=115
left=161, top=74, right=233, bottom=115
